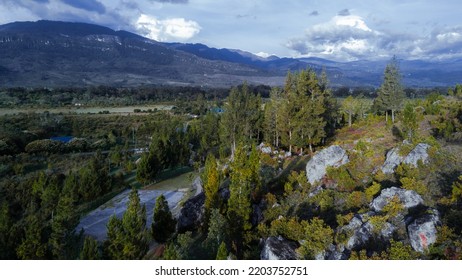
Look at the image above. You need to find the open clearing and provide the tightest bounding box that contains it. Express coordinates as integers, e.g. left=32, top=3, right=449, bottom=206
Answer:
left=0, top=105, right=173, bottom=116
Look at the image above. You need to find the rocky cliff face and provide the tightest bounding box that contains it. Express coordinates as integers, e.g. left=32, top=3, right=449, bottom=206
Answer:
left=0, top=20, right=279, bottom=87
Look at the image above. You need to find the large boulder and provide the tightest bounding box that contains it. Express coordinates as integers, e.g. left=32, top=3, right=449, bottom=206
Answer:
left=370, top=187, right=423, bottom=212
left=381, top=147, right=403, bottom=174
left=177, top=192, right=205, bottom=233
left=257, top=142, right=272, bottom=154
left=403, top=143, right=430, bottom=167
left=305, top=145, right=349, bottom=185
left=324, top=244, right=349, bottom=260
left=261, top=236, right=298, bottom=260
left=407, top=210, right=440, bottom=253
left=381, top=143, right=430, bottom=174
left=339, top=213, right=395, bottom=251
left=177, top=187, right=230, bottom=233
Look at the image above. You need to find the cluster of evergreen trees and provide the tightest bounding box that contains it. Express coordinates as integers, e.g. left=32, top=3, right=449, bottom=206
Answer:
left=218, top=69, right=339, bottom=159
left=136, top=115, right=191, bottom=184
left=263, top=70, right=338, bottom=154
left=0, top=153, right=124, bottom=259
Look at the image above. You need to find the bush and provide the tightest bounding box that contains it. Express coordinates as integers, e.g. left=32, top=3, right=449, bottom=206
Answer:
left=326, top=166, right=356, bottom=192
left=269, top=217, right=305, bottom=241
left=25, top=139, right=64, bottom=154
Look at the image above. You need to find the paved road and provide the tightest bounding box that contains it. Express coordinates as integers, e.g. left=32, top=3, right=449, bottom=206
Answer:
left=76, top=189, right=185, bottom=241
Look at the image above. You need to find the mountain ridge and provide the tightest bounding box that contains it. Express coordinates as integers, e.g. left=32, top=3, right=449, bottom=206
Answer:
left=0, top=20, right=461, bottom=88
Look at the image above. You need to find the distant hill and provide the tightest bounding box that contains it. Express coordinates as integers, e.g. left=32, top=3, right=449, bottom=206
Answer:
left=0, top=20, right=283, bottom=87
left=0, top=20, right=461, bottom=88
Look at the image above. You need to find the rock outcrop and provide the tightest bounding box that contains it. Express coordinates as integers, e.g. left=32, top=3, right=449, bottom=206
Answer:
left=260, top=236, right=298, bottom=260
left=257, top=142, right=272, bottom=154
left=381, top=143, right=430, bottom=174
left=370, top=187, right=424, bottom=212
left=407, top=210, right=440, bottom=253
left=381, top=147, right=403, bottom=174
left=339, top=213, right=395, bottom=251
left=177, top=192, right=205, bottom=233
left=177, top=187, right=230, bottom=233
left=403, top=143, right=430, bottom=167
left=306, top=145, right=349, bottom=185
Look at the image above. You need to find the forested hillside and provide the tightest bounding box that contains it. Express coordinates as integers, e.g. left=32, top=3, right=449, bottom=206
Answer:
left=1, top=61, right=462, bottom=260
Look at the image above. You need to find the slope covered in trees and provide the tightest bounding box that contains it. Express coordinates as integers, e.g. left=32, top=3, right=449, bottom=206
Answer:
left=1, top=59, right=462, bottom=260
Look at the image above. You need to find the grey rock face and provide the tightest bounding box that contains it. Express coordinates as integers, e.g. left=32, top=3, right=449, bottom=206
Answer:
left=408, top=210, right=440, bottom=253
left=177, top=192, right=205, bottom=233
left=340, top=213, right=395, bottom=251
left=381, top=147, right=403, bottom=174
left=403, top=143, right=430, bottom=167
left=177, top=187, right=230, bottom=233
left=261, top=236, right=298, bottom=260
left=381, top=143, right=430, bottom=174
left=305, top=145, right=349, bottom=185
left=325, top=244, right=349, bottom=260
left=370, top=187, right=424, bottom=212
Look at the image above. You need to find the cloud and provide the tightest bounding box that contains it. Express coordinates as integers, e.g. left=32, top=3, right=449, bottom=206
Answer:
left=309, top=10, right=319, bottom=16
left=32, top=0, right=49, bottom=3
left=337, top=9, right=350, bottom=16
left=150, top=0, right=188, bottom=4
left=61, top=0, right=106, bottom=14
left=287, top=15, right=385, bottom=61
left=287, top=14, right=462, bottom=61
left=135, top=14, right=201, bottom=42
left=255, top=51, right=273, bottom=58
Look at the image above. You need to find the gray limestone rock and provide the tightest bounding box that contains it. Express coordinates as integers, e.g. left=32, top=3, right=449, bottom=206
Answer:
left=340, top=213, right=395, bottom=251
left=370, top=187, right=423, bottom=212
left=403, top=143, right=430, bottom=167
left=177, top=192, right=205, bottom=233
left=407, top=210, right=440, bottom=253
left=381, top=143, right=430, bottom=174
left=305, top=145, right=349, bottom=185
left=260, top=236, right=298, bottom=260
left=381, top=147, right=403, bottom=174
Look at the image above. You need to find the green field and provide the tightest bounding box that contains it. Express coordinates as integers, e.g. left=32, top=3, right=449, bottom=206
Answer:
left=0, top=105, right=173, bottom=116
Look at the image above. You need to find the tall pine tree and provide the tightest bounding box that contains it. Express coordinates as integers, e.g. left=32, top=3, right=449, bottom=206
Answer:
left=227, top=144, right=261, bottom=256
left=375, top=56, right=405, bottom=123
left=105, top=188, right=148, bottom=259
left=152, top=194, right=176, bottom=243
left=220, top=83, right=262, bottom=157
left=201, top=153, right=220, bottom=228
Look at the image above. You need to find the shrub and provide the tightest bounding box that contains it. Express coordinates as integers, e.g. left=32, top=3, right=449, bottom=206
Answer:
left=326, top=166, right=356, bottom=192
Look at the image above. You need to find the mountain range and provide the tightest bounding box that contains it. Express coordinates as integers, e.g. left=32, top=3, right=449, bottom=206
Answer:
left=0, top=20, right=461, bottom=88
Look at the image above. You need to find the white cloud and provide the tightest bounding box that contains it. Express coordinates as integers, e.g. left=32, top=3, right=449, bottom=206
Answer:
left=255, top=51, right=272, bottom=58
left=135, top=14, right=201, bottom=42
left=287, top=15, right=380, bottom=61
left=334, top=15, right=372, bottom=32
left=287, top=13, right=462, bottom=61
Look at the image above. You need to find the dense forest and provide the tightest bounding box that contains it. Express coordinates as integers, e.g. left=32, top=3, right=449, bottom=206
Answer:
left=1, top=60, right=462, bottom=260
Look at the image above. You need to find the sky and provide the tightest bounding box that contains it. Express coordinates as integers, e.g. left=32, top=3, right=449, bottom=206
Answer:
left=1, top=0, right=462, bottom=62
